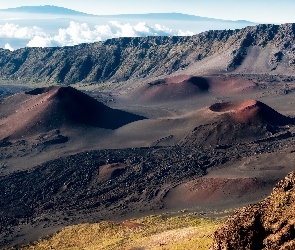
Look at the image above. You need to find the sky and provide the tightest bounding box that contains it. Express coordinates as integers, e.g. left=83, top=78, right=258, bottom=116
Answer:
left=0, top=0, right=295, bottom=24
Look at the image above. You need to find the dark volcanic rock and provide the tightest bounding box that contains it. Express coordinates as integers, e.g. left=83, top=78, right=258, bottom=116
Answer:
left=211, top=172, right=295, bottom=250
left=0, top=146, right=213, bottom=247
left=0, top=23, right=295, bottom=84
left=1, top=132, right=295, bottom=247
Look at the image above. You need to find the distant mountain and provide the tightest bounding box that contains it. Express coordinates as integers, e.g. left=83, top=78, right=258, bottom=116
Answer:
left=0, top=5, right=91, bottom=16
left=104, top=13, right=254, bottom=24
left=0, top=5, right=254, bottom=24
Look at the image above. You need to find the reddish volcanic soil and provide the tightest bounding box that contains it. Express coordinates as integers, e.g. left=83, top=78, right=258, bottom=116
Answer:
left=127, top=75, right=258, bottom=103
left=233, top=100, right=263, bottom=124
left=97, top=163, right=128, bottom=182
left=131, top=75, right=209, bottom=102
left=207, top=75, right=258, bottom=94
left=0, top=86, right=145, bottom=140
left=181, top=99, right=295, bottom=146
left=164, top=177, right=279, bottom=210
left=209, top=99, right=295, bottom=125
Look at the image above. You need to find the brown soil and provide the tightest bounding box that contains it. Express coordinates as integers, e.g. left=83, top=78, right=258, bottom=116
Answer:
left=207, top=76, right=259, bottom=94
left=128, top=75, right=258, bottom=104
left=164, top=177, right=278, bottom=209
left=209, top=99, right=295, bottom=126
left=130, top=75, right=210, bottom=103
left=211, top=172, right=295, bottom=249
left=120, top=221, right=144, bottom=228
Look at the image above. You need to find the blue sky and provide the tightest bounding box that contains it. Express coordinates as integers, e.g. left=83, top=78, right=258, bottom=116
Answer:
left=1, top=0, right=295, bottom=24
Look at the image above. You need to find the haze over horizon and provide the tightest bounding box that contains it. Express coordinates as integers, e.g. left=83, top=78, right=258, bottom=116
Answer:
left=1, top=0, right=295, bottom=23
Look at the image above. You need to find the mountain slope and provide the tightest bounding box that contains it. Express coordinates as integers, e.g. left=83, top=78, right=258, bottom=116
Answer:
left=211, top=171, right=295, bottom=250
left=0, top=23, right=295, bottom=84
left=2, top=135, right=295, bottom=248
left=0, top=86, right=145, bottom=139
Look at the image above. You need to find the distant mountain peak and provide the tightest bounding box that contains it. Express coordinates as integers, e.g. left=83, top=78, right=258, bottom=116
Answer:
left=0, top=5, right=91, bottom=16
left=101, top=12, right=254, bottom=24
left=0, top=5, right=254, bottom=24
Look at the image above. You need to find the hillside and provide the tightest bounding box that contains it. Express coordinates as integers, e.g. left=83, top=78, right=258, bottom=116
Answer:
left=0, top=86, right=145, bottom=139
left=0, top=23, right=295, bottom=84
left=211, top=171, right=295, bottom=249
left=20, top=214, right=224, bottom=250
left=181, top=100, right=295, bottom=146
left=1, top=135, right=294, bottom=248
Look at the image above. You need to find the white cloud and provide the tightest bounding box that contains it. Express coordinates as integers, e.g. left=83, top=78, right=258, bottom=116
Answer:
left=0, top=21, right=194, bottom=49
left=134, top=22, right=150, bottom=33
left=61, top=22, right=100, bottom=45
left=26, top=36, right=52, bottom=47
left=103, top=21, right=138, bottom=37
left=4, top=43, right=14, bottom=51
left=0, top=23, right=45, bottom=39
left=154, top=24, right=173, bottom=34
left=94, top=24, right=113, bottom=40
left=51, top=21, right=102, bottom=46
left=178, top=30, right=194, bottom=36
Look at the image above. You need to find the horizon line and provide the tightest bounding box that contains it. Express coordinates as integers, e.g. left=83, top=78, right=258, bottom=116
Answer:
left=0, top=5, right=255, bottom=23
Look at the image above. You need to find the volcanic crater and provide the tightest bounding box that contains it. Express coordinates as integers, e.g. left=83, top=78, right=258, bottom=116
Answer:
left=0, top=86, right=146, bottom=140
left=1, top=23, right=295, bottom=249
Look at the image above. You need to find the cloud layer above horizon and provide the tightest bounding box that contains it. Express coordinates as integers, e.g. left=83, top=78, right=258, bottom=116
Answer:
left=1, top=21, right=193, bottom=51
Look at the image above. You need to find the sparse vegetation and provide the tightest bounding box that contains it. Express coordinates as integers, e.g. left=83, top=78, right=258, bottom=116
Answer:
left=20, top=214, right=225, bottom=250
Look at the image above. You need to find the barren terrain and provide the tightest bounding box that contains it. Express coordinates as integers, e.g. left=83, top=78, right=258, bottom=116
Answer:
left=1, top=73, right=295, bottom=248
left=0, top=23, right=295, bottom=248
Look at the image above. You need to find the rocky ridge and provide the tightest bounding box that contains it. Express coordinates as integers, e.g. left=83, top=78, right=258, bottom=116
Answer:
left=211, top=171, right=295, bottom=250
left=0, top=23, right=295, bottom=84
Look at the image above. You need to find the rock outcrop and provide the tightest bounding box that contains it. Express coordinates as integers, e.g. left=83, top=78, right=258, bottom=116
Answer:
left=211, top=171, right=295, bottom=250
